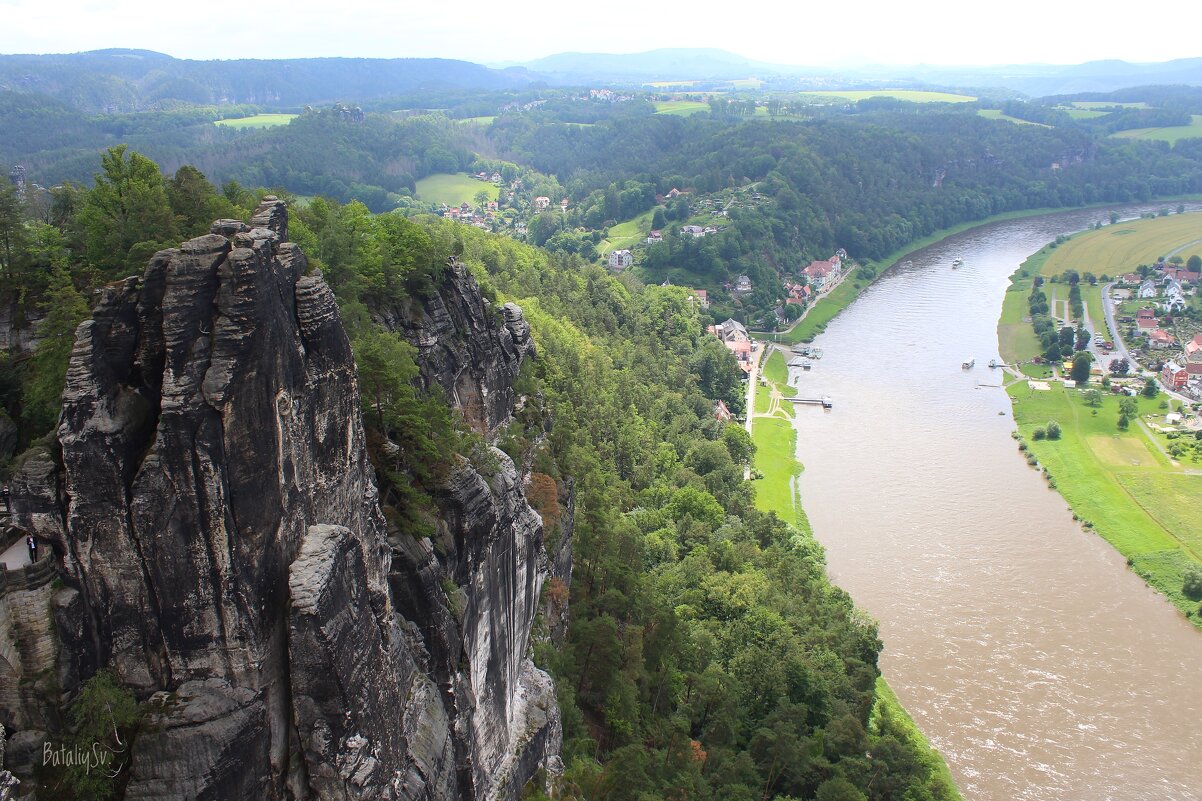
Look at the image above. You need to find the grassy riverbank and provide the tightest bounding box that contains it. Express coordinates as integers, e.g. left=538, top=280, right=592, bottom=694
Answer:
left=999, top=250, right=1202, bottom=627
left=750, top=350, right=964, bottom=800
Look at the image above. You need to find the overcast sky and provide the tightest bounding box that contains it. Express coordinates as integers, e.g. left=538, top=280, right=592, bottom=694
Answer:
left=1, top=0, right=1198, bottom=68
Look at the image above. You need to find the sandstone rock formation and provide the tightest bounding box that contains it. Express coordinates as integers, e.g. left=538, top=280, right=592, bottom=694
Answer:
left=3, top=199, right=564, bottom=800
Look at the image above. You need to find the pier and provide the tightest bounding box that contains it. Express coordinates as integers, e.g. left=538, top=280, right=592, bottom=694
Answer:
left=786, top=396, right=833, bottom=409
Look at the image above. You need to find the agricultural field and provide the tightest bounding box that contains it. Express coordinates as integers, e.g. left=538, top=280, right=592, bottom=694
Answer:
left=214, top=113, right=297, bottom=129
left=798, top=89, right=976, bottom=103
left=1035, top=212, right=1202, bottom=278
left=652, top=99, right=711, bottom=116
left=456, top=116, right=496, bottom=125
left=1112, top=115, right=1202, bottom=143
left=977, top=109, right=1051, bottom=127
left=414, top=173, right=499, bottom=207
left=1060, top=107, right=1110, bottom=119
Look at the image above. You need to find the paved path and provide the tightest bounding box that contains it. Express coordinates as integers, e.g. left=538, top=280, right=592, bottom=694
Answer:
left=743, top=345, right=764, bottom=479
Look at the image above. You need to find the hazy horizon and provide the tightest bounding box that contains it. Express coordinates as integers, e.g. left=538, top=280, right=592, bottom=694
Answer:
left=1, top=0, right=1199, bottom=70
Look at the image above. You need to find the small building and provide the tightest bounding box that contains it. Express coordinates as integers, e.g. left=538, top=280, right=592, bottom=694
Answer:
left=1148, top=329, right=1177, bottom=349
left=734, top=275, right=753, bottom=294
left=646, top=230, right=663, bottom=243
left=681, top=225, right=706, bottom=237
left=533, top=196, right=551, bottom=211
left=1185, top=333, right=1202, bottom=363
left=607, top=249, right=633, bottom=270
left=689, top=288, right=709, bottom=309
left=802, top=256, right=842, bottom=291
left=1162, top=360, right=1188, bottom=390
left=1138, top=279, right=1158, bottom=299
left=714, top=400, right=733, bottom=422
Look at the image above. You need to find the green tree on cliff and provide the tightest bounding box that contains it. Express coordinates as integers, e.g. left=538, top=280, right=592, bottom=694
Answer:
left=23, top=267, right=89, bottom=432
left=78, top=146, right=176, bottom=276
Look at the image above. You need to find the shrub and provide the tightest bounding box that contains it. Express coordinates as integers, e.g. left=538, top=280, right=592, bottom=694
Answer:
left=1184, top=567, right=1202, bottom=601
left=1045, top=420, right=1061, bottom=440
left=1033, top=427, right=1047, bottom=440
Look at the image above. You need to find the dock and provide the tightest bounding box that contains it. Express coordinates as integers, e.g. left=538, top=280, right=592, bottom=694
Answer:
left=786, top=396, right=833, bottom=409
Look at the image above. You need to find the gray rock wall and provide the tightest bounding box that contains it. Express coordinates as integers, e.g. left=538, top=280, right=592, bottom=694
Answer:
left=3, top=201, right=565, bottom=800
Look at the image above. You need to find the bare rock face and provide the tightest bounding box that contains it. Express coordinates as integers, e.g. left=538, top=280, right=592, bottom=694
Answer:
left=5, top=200, right=565, bottom=801
left=371, top=260, right=533, bottom=436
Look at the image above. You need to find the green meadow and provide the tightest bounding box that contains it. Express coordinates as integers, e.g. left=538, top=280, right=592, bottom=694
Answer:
left=598, top=208, right=656, bottom=254
left=652, top=100, right=711, bottom=116
left=214, top=113, right=297, bottom=129
left=1113, top=115, right=1202, bottom=143
left=414, top=173, right=499, bottom=207
left=977, top=109, right=1051, bottom=127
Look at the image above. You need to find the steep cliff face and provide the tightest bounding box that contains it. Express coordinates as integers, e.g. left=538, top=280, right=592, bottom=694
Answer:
left=371, top=260, right=533, bottom=437
left=4, top=200, right=564, bottom=800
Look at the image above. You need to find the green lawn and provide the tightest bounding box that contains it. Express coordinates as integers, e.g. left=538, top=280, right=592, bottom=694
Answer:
left=457, top=116, right=496, bottom=125
left=214, top=113, right=297, bottom=129
left=1113, top=115, right=1202, bottom=143
left=1060, top=108, right=1110, bottom=120
left=977, top=109, right=1051, bottom=127
left=414, top=173, right=500, bottom=207
left=653, top=100, right=711, bottom=116
left=998, top=280, right=1043, bottom=363
left=598, top=208, right=656, bottom=254
left=762, top=350, right=789, bottom=384
left=752, top=417, right=803, bottom=526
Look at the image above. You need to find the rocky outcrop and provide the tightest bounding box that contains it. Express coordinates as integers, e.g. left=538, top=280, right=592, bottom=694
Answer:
left=3, top=199, right=565, bottom=800
left=372, top=260, right=533, bottom=435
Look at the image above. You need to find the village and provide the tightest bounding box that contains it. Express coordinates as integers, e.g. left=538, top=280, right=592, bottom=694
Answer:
left=1108, top=259, right=1202, bottom=399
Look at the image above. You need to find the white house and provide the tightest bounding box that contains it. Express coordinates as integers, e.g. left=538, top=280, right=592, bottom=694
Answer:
left=607, top=250, right=633, bottom=270
left=1137, top=279, right=1158, bottom=299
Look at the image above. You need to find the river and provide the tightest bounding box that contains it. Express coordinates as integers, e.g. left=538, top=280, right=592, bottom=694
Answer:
left=788, top=205, right=1202, bottom=801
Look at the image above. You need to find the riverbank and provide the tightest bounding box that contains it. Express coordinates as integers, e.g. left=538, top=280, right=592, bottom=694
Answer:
left=998, top=251, right=1202, bottom=627
left=763, top=197, right=1202, bottom=346
left=750, top=348, right=964, bottom=800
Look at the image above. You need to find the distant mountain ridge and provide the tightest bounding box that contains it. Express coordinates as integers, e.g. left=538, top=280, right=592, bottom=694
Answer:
left=504, top=48, right=1202, bottom=95
left=0, top=49, right=535, bottom=112
left=3, top=47, right=1200, bottom=112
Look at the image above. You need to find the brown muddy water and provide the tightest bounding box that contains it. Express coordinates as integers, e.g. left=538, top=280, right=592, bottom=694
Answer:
left=786, top=205, right=1202, bottom=801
